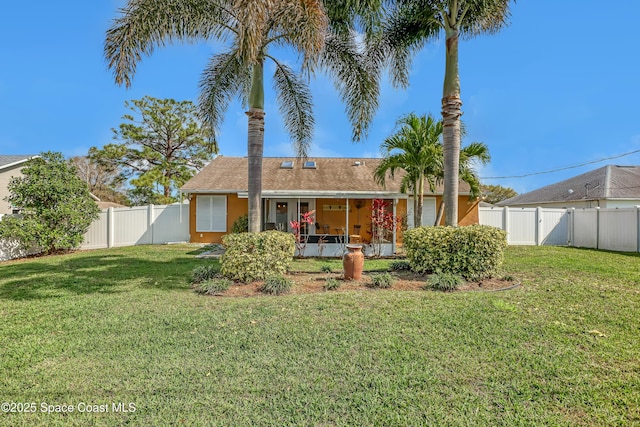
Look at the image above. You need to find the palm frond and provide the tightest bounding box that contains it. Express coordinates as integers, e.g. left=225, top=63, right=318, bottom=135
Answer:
left=321, top=30, right=379, bottom=141
left=198, top=49, right=251, bottom=133
left=458, top=0, right=514, bottom=38
left=105, top=0, right=232, bottom=87
left=271, top=58, right=314, bottom=157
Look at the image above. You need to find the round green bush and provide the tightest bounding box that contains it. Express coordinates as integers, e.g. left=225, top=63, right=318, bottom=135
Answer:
left=220, top=231, right=295, bottom=283
left=404, top=225, right=507, bottom=280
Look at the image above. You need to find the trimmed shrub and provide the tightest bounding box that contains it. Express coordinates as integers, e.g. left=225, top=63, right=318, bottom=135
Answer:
left=426, top=273, right=464, bottom=292
left=323, top=277, right=341, bottom=291
left=231, top=214, right=249, bottom=233
left=220, top=231, right=295, bottom=283
left=367, top=273, right=394, bottom=289
left=259, top=275, right=293, bottom=295
left=190, top=265, right=218, bottom=285
left=404, top=225, right=507, bottom=280
left=194, top=277, right=233, bottom=295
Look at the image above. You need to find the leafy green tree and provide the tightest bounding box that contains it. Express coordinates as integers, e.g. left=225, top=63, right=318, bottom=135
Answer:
left=0, top=152, right=100, bottom=255
left=90, top=96, right=217, bottom=205
left=374, top=112, right=490, bottom=226
left=370, top=0, right=514, bottom=226
left=480, top=184, right=517, bottom=205
left=104, top=0, right=378, bottom=232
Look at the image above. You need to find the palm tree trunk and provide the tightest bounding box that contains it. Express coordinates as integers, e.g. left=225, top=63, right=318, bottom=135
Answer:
left=442, top=26, right=462, bottom=227
left=434, top=200, right=445, bottom=226
left=416, top=174, right=424, bottom=227
left=247, top=62, right=265, bottom=233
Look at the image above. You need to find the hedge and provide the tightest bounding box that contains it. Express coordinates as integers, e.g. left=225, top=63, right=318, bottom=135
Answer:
left=220, top=231, right=295, bottom=283
left=404, top=225, right=508, bottom=280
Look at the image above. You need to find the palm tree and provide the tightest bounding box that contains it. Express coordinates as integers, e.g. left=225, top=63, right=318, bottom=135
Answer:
left=370, top=0, right=514, bottom=226
left=374, top=113, right=443, bottom=227
left=105, top=0, right=378, bottom=232
left=375, top=112, right=490, bottom=227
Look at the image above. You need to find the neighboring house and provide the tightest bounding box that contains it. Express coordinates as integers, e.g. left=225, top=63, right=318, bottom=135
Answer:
left=89, top=193, right=126, bottom=209
left=498, top=165, right=640, bottom=209
left=0, top=154, right=39, bottom=215
left=179, top=156, right=480, bottom=245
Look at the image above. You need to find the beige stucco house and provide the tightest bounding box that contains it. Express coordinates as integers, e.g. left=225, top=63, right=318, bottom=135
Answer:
left=0, top=155, right=38, bottom=215
left=498, top=165, right=640, bottom=209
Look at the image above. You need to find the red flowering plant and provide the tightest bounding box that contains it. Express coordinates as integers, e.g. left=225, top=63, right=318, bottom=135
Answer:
left=368, top=199, right=402, bottom=258
left=290, top=210, right=315, bottom=257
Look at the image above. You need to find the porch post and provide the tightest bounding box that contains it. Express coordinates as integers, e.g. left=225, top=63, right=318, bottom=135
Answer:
left=392, top=198, right=398, bottom=255
left=297, top=198, right=301, bottom=234
left=345, top=197, right=350, bottom=243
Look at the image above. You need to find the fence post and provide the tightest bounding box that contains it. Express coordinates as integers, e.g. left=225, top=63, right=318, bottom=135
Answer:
left=536, top=207, right=543, bottom=246
left=596, top=207, right=600, bottom=250
left=637, top=206, right=640, bottom=253
left=107, top=207, right=114, bottom=248
left=148, top=204, right=155, bottom=245
left=503, top=206, right=510, bottom=244
left=570, top=208, right=575, bottom=247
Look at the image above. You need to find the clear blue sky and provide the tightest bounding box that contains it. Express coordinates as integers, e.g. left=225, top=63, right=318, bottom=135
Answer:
left=1, top=1, right=639, bottom=194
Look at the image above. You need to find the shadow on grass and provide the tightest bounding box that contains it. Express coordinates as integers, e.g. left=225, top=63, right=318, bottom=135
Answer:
left=0, top=252, right=219, bottom=301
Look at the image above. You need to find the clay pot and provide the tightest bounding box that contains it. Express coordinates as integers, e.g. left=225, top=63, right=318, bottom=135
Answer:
left=343, top=244, right=364, bottom=280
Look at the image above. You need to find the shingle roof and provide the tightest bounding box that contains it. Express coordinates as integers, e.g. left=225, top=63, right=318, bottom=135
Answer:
left=0, top=155, right=38, bottom=170
left=498, top=165, right=640, bottom=206
left=181, top=156, right=472, bottom=195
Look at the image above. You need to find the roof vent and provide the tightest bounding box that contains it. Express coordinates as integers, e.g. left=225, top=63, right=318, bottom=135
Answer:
left=303, top=161, right=317, bottom=169
left=280, top=160, right=294, bottom=169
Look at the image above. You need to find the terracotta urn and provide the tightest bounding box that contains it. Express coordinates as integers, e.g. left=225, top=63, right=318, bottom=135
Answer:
left=343, top=244, right=364, bottom=280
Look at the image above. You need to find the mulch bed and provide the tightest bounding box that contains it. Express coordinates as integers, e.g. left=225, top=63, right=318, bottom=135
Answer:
left=220, top=271, right=519, bottom=298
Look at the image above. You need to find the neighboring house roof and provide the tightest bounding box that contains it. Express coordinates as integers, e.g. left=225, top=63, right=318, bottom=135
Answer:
left=0, top=154, right=39, bottom=171
left=498, top=165, right=640, bottom=206
left=97, top=201, right=126, bottom=209
left=89, top=192, right=126, bottom=209
left=180, top=156, right=473, bottom=197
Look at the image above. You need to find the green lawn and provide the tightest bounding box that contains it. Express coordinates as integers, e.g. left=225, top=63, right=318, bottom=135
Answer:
left=0, top=245, right=638, bottom=426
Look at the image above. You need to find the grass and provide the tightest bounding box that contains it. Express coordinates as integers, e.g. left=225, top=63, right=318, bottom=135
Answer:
left=0, top=245, right=639, bottom=426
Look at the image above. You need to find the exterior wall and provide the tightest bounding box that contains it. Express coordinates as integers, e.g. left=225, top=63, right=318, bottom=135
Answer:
left=0, top=165, right=25, bottom=215
left=189, top=193, right=247, bottom=243
left=188, top=195, right=409, bottom=245
left=413, top=195, right=479, bottom=226
left=458, top=197, right=480, bottom=226
left=601, top=200, right=640, bottom=209
left=501, top=200, right=640, bottom=209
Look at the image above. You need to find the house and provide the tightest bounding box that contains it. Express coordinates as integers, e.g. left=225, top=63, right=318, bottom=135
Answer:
left=89, top=193, right=126, bottom=210
left=0, top=154, right=39, bottom=215
left=179, top=156, right=481, bottom=249
left=498, top=165, right=640, bottom=209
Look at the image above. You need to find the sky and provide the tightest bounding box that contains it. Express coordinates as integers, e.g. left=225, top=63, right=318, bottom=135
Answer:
left=1, top=1, right=639, bottom=195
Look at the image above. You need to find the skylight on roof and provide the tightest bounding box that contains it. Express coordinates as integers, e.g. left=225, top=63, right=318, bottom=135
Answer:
left=303, top=161, right=317, bottom=169
left=280, top=161, right=294, bottom=169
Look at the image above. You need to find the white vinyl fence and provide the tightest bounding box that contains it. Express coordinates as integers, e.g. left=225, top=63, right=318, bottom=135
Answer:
left=82, top=203, right=190, bottom=249
left=0, top=203, right=190, bottom=261
left=480, top=206, right=640, bottom=253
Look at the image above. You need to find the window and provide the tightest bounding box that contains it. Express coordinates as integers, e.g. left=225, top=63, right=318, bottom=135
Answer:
left=196, top=195, right=227, bottom=232
left=303, top=161, right=317, bottom=169
left=280, top=161, right=294, bottom=169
